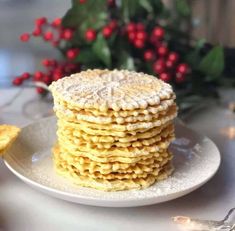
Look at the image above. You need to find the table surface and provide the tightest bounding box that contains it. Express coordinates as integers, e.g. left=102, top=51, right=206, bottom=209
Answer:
left=1, top=88, right=235, bottom=231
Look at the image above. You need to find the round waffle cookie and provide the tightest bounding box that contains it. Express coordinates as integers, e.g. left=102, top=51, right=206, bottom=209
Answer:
left=50, top=69, right=177, bottom=191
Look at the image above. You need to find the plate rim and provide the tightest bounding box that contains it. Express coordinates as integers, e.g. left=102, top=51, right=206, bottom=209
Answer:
left=3, top=117, right=221, bottom=207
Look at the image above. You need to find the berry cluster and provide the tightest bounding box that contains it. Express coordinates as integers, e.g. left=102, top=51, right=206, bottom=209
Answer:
left=85, top=20, right=117, bottom=42
left=16, top=17, right=80, bottom=93
left=125, top=23, right=190, bottom=83
left=152, top=51, right=189, bottom=83
left=15, top=0, right=191, bottom=94
left=126, top=22, right=147, bottom=49
left=15, top=15, right=119, bottom=93
left=20, top=17, right=74, bottom=46
left=13, top=59, right=79, bottom=93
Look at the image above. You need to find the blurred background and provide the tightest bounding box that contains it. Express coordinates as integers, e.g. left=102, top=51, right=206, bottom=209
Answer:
left=0, top=0, right=68, bottom=87
left=0, top=0, right=234, bottom=87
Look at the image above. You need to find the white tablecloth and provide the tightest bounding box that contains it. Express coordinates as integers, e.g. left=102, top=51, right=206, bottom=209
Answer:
left=0, top=88, right=234, bottom=231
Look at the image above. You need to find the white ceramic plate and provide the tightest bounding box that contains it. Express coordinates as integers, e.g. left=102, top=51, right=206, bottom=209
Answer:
left=4, top=117, right=220, bottom=207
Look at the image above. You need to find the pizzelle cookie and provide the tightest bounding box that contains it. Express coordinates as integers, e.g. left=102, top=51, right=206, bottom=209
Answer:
left=54, top=100, right=176, bottom=124
left=57, top=123, right=174, bottom=149
left=0, top=125, right=21, bottom=156
left=50, top=69, right=177, bottom=191
left=53, top=144, right=173, bottom=175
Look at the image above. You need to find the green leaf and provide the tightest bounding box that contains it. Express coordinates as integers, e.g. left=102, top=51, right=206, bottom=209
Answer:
left=196, top=38, right=206, bottom=49
left=186, top=39, right=206, bottom=67
left=62, top=0, right=107, bottom=29
left=150, top=0, right=164, bottom=14
left=121, top=0, right=139, bottom=22
left=92, top=33, right=111, bottom=67
left=118, top=51, right=135, bottom=70
left=79, top=13, right=108, bottom=36
left=62, top=6, right=80, bottom=28
left=175, top=0, right=191, bottom=17
left=139, top=0, right=153, bottom=12
left=71, top=0, right=77, bottom=6
left=74, top=48, right=97, bottom=63
left=94, top=12, right=108, bottom=28
left=198, top=45, right=224, bottom=80
left=121, top=56, right=135, bottom=70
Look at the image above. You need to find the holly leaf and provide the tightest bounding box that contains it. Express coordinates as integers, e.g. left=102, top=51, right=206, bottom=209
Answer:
left=71, top=0, right=77, bottom=6
left=186, top=39, right=206, bottom=67
left=74, top=48, right=97, bottom=63
left=118, top=51, right=135, bottom=70
left=92, top=33, right=111, bottom=67
left=198, top=45, right=224, bottom=80
left=62, top=5, right=80, bottom=28
left=121, top=0, right=139, bottom=22
left=139, top=0, right=153, bottom=13
left=121, top=56, right=135, bottom=70
left=175, top=0, right=191, bottom=17
left=62, top=0, right=107, bottom=29
left=151, top=0, right=164, bottom=14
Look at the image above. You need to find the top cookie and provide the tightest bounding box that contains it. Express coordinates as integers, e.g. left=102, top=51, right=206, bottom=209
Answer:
left=49, top=69, right=174, bottom=111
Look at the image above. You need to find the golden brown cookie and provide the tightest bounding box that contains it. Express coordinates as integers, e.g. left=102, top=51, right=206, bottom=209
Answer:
left=0, top=125, right=20, bottom=156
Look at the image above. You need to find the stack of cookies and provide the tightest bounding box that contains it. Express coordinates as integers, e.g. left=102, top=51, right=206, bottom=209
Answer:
left=49, top=69, right=177, bottom=191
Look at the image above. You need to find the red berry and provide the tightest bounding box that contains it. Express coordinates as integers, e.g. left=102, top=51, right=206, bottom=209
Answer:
left=42, top=59, right=57, bottom=67
left=128, top=32, right=136, bottom=41
left=50, top=59, right=57, bottom=67
left=12, top=77, right=23, bottom=86
left=136, top=23, right=145, bottom=31
left=64, top=63, right=77, bottom=72
left=149, top=34, right=162, bottom=46
left=155, top=59, right=165, bottom=66
left=136, top=31, right=146, bottom=40
left=52, top=40, right=60, bottom=47
left=157, top=45, right=168, bottom=57
left=34, top=71, right=44, bottom=81
left=109, top=20, right=117, bottom=29
left=43, top=75, right=51, bottom=85
left=175, top=72, right=186, bottom=83
left=53, top=69, right=64, bottom=80
left=53, top=73, right=63, bottom=81
left=43, top=31, right=53, bottom=41
left=35, top=17, right=47, bottom=27
left=42, top=59, right=51, bottom=66
left=102, top=26, right=112, bottom=38
left=36, top=87, right=44, bottom=94
left=126, top=23, right=136, bottom=32
left=66, top=48, right=79, bottom=59
left=85, top=29, right=96, bottom=42
left=166, top=60, right=174, bottom=69
left=61, top=29, right=74, bottom=40
left=53, top=68, right=63, bottom=78
left=20, top=33, right=30, bottom=42
left=107, top=0, right=116, bottom=7
left=160, top=72, right=171, bottom=82
left=177, top=63, right=189, bottom=74
left=149, top=34, right=155, bottom=43
left=32, top=28, right=42, bottom=36
left=153, top=59, right=166, bottom=74
left=152, top=26, right=165, bottom=39
left=51, top=18, right=62, bottom=27
left=134, top=39, right=144, bottom=48
left=21, top=72, right=30, bottom=80
left=168, top=52, right=179, bottom=63
left=144, top=50, right=154, bottom=61
left=79, top=0, right=86, bottom=3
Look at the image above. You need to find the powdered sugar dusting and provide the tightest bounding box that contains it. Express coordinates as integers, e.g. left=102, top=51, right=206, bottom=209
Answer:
left=49, top=69, right=174, bottom=111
